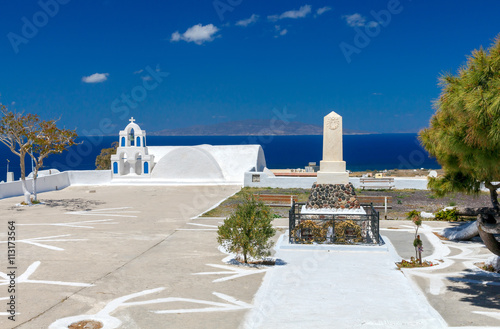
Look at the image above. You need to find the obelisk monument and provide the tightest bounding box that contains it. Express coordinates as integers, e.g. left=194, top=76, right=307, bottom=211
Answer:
left=316, top=111, right=349, bottom=184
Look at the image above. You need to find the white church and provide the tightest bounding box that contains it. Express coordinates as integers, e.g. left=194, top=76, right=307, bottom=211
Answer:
left=111, top=118, right=155, bottom=177
left=110, top=118, right=267, bottom=184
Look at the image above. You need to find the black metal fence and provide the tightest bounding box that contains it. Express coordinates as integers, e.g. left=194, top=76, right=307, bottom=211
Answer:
left=288, top=202, right=380, bottom=245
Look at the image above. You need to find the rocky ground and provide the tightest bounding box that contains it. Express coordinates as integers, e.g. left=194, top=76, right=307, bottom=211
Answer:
left=202, top=187, right=494, bottom=220
left=358, top=189, right=492, bottom=219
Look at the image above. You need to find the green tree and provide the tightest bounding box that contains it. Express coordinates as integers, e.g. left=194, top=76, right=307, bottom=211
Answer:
left=419, top=35, right=500, bottom=255
left=0, top=106, right=77, bottom=204
left=217, top=193, right=276, bottom=263
left=0, top=106, right=40, bottom=204
left=95, top=142, right=118, bottom=170
left=30, top=119, right=77, bottom=201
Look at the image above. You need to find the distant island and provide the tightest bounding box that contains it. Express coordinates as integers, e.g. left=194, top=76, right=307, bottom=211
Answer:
left=150, top=119, right=375, bottom=136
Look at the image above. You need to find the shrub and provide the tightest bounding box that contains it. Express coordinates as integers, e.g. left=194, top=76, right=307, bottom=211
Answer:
left=434, top=208, right=460, bottom=221
left=95, top=142, right=118, bottom=170
left=407, top=210, right=423, bottom=264
left=217, top=193, right=276, bottom=263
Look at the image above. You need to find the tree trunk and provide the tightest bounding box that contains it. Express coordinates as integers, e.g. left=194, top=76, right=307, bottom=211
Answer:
left=485, top=182, right=500, bottom=214
left=440, top=220, right=478, bottom=240
left=456, top=207, right=491, bottom=217
left=33, top=169, right=38, bottom=201
left=478, top=225, right=500, bottom=256
left=33, top=176, right=38, bottom=201
left=19, top=151, right=31, bottom=205
left=477, top=182, right=500, bottom=256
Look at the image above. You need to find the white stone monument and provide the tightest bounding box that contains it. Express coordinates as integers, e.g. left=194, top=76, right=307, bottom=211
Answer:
left=316, top=111, right=349, bottom=185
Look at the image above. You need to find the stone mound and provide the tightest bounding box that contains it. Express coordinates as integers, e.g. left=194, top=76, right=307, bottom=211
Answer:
left=306, top=183, right=360, bottom=209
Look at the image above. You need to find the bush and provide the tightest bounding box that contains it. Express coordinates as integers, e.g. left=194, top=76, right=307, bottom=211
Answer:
left=434, top=208, right=460, bottom=221
left=217, top=193, right=276, bottom=263
left=95, top=142, right=118, bottom=170
left=407, top=210, right=423, bottom=264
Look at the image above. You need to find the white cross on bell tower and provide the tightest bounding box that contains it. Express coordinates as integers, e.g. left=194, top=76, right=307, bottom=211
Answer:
left=129, top=117, right=135, bottom=123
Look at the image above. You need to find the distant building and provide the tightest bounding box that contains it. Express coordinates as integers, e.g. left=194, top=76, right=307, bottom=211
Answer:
left=110, top=118, right=266, bottom=183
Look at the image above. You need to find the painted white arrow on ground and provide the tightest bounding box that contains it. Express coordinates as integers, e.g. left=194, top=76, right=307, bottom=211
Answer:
left=18, top=219, right=118, bottom=229
left=0, top=234, right=86, bottom=251
left=472, top=311, right=500, bottom=320
left=49, top=288, right=252, bottom=329
left=66, top=207, right=139, bottom=217
left=0, top=261, right=93, bottom=287
left=151, top=292, right=252, bottom=314
left=176, top=223, right=219, bottom=231
left=193, top=264, right=268, bottom=282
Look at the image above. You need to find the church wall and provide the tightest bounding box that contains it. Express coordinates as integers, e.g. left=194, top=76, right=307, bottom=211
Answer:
left=147, top=145, right=266, bottom=183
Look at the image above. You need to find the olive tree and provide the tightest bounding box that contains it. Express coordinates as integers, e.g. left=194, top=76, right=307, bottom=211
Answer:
left=217, top=193, right=276, bottom=263
left=0, top=106, right=77, bottom=203
left=0, top=106, right=40, bottom=204
left=30, top=119, right=77, bottom=201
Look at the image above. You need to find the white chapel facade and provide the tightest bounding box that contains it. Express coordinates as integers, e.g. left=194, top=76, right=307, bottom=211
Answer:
left=111, top=117, right=155, bottom=177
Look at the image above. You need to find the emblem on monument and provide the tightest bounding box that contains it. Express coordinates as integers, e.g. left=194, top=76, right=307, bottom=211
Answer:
left=327, top=116, right=340, bottom=130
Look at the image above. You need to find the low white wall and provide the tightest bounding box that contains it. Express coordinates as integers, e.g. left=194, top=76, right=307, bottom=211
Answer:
left=0, top=170, right=112, bottom=200
left=244, top=172, right=317, bottom=189
left=67, top=170, right=112, bottom=185
left=0, top=172, right=71, bottom=200
left=393, top=178, right=429, bottom=190
left=244, top=172, right=430, bottom=190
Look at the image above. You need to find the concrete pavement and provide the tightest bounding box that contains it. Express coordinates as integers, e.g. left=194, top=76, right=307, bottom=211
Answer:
left=1, top=186, right=499, bottom=328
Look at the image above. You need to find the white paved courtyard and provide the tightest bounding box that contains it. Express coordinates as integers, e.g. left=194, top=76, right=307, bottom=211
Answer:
left=0, top=186, right=499, bottom=329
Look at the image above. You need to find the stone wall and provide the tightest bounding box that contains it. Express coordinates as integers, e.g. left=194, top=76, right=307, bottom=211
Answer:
left=306, top=183, right=360, bottom=209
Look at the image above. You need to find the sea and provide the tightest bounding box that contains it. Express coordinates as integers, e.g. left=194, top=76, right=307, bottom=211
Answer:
left=0, top=134, right=440, bottom=181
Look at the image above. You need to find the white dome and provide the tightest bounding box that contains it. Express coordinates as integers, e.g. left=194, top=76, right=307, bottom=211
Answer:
left=151, top=146, right=225, bottom=180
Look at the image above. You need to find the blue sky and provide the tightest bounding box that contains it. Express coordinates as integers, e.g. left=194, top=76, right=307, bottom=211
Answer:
left=1, top=0, right=500, bottom=134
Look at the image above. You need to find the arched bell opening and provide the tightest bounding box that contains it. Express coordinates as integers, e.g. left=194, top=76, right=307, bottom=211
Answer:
left=129, top=128, right=135, bottom=146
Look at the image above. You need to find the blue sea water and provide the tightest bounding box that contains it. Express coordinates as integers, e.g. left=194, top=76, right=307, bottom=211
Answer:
left=0, top=134, right=439, bottom=181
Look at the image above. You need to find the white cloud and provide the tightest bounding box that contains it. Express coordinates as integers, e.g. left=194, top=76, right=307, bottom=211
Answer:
left=133, top=69, right=143, bottom=74
left=82, top=73, right=109, bottom=83
left=316, top=6, right=332, bottom=16
left=343, top=13, right=365, bottom=27
left=171, top=31, right=181, bottom=42
left=268, top=5, right=312, bottom=21
left=141, top=76, right=153, bottom=81
left=236, top=14, right=259, bottom=27
left=170, top=24, right=219, bottom=45
left=274, top=25, right=288, bottom=38
left=342, top=13, right=378, bottom=28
